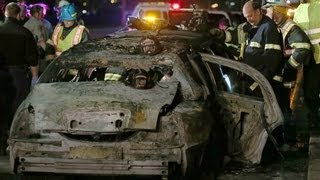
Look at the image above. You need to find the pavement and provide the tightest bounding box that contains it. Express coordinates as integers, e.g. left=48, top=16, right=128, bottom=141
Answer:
left=0, top=140, right=318, bottom=180
left=0, top=156, right=10, bottom=174
left=307, top=129, right=320, bottom=180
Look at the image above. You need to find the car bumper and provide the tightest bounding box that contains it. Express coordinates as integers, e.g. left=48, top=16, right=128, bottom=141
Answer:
left=16, top=157, right=169, bottom=175
left=10, top=140, right=184, bottom=175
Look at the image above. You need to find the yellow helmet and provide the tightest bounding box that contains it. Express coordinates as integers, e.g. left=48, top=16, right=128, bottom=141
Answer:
left=263, top=0, right=291, bottom=16
left=263, top=0, right=291, bottom=8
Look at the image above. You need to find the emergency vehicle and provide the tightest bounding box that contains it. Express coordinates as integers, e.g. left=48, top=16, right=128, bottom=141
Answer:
left=128, top=2, right=170, bottom=22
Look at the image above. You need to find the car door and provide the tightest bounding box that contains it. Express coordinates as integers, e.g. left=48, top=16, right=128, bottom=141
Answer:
left=199, top=53, right=284, bottom=164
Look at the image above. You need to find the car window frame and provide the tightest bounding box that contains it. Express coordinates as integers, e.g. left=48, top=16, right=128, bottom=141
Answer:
left=200, top=53, right=284, bottom=128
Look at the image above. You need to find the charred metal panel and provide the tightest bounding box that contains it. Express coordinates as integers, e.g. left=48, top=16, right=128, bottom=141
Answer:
left=173, top=101, right=214, bottom=147
left=20, top=81, right=178, bottom=132
left=200, top=54, right=283, bottom=164
left=219, top=92, right=265, bottom=163
left=68, top=146, right=122, bottom=159
left=17, top=157, right=169, bottom=175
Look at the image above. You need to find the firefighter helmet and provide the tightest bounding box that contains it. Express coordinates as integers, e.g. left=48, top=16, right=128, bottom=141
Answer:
left=263, top=0, right=291, bottom=17
left=58, top=0, right=70, bottom=8
left=60, top=3, right=77, bottom=21
left=263, top=0, right=291, bottom=8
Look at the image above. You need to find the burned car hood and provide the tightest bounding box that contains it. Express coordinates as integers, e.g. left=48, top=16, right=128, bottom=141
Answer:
left=24, top=81, right=178, bottom=133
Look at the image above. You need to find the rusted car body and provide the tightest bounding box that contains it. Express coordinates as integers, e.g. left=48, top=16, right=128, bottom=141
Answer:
left=8, top=28, right=283, bottom=179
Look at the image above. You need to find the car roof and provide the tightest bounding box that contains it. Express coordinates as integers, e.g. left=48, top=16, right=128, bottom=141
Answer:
left=56, top=30, right=204, bottom=68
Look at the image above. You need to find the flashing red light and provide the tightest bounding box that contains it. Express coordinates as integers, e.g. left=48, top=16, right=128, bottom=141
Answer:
left=172, top=3, right=180, bottom=10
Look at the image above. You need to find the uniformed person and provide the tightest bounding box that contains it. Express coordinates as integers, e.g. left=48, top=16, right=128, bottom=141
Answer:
left=294, top=0, right=320, bottom=127
left=210, top=0, right=283, bottom=97
left=47, top=4, right=89, bottom=57
left=264, top=0, right=313, bottom=148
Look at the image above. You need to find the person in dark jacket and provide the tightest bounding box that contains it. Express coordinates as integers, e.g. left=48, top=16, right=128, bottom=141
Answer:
left=0, top=2, right=39, bottom=129
left=241, top=1, right=283, bottom=81
left=264, top=1, right=313, bottom=150
left=210, top=0, right=283, bottom=96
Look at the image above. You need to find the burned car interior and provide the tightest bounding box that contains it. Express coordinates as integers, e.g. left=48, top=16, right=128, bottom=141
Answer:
left=44, top=65, right=173, bottom=90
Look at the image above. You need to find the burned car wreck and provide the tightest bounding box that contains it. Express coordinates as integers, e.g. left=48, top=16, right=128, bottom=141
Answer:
left=9, top=18, right=283, bottom=179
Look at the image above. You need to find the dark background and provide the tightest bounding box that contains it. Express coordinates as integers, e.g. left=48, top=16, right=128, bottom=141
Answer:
left=1, top=0, right=251, bottom=27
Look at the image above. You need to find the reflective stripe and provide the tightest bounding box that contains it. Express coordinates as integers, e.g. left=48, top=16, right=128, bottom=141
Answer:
left=73, top=25, right=85, bottom=45
left=310, top=38, right=320, bottom=45
left=249, top=82, right=259, bottom=91
left=104, top=73, right=122, bottom=81
left=249, top=42, right=261, bottom=48
left=288, top=57, right=300, bottom=68
left=304, top=28, right=320, bottom=35
left=291, top=42, right=311, bottom=49
left=273, top=75, right=283, bottom=82
left=283, top=81, right=295, bottom=88
left=281, top=19, right=296, bottom=42
left=225, top=43, right=238, bottom=49
left=237, top=23, right=247, bottom=45
left=52, top=24, right=63, bottom=46
left=239, top=43, right=245, bottom=60
left=225, top=31, right=232, bottom=43
left=265, top=44, right=281, bottom=50
left=52, top=24, right=63, bottom=56
left=237, top=23, right=247, bottom=60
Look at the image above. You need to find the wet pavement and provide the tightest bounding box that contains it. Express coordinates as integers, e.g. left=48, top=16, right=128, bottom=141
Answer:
left=307, top=130, right=320, bottom=180
left=218, top=151, right=308, bottom=180
left=218, top=98, right=317, bottom=180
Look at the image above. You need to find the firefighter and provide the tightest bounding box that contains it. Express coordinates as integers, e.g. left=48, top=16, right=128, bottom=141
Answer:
left=46, top=3, right=89, bottom=58
left=294, top=0, right=320, bottom=127
left=209, top=0, right=283, bottom=97
left=264, top=0, right=313, bottom=149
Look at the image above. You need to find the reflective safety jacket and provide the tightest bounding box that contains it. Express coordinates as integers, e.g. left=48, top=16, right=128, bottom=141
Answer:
left=237, top=23, right=248, bottom=60
left=224, top=22, right=248, bottom=60
left=52, top=23, right=86, bottom=56
left=294, top=2, right=320, bottom=64
left=226, top=15, right=283, bottom=80
left=279, top=18, right=312, bottom=68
